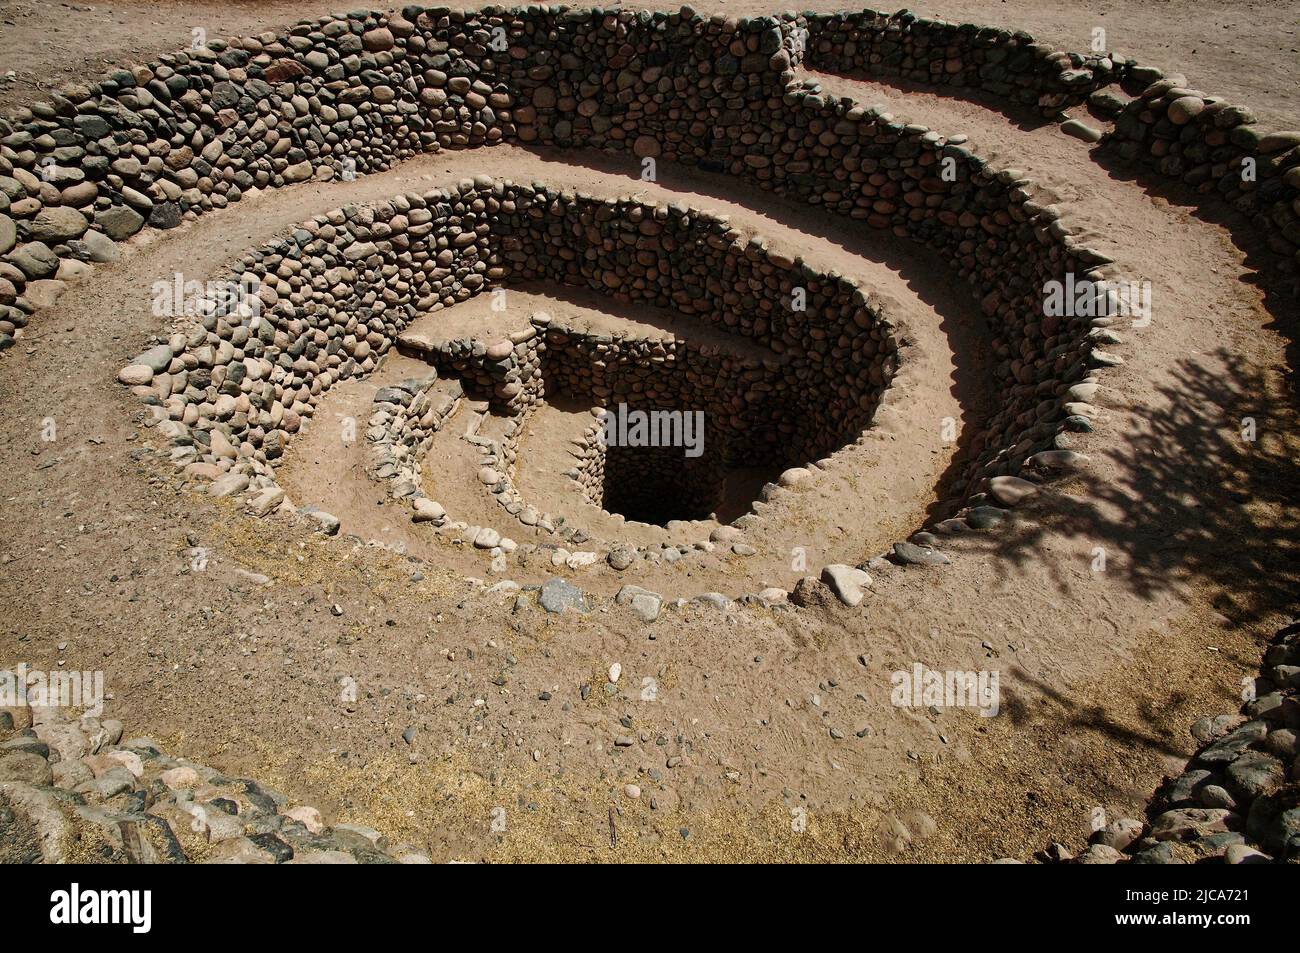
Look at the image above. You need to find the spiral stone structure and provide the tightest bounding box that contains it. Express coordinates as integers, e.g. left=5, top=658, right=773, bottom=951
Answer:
left=0, top=5, right=1296, bottom=864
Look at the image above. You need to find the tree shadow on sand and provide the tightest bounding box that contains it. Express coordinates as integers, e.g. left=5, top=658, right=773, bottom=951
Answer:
left=999, top=664, right=1200, bottom=761
left=987, top=348, right=1299, bottom=629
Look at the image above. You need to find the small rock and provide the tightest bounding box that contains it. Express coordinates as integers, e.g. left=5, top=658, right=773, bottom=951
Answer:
left=892, top=541, right=950, bottom=566
left=607, top=545, right=636, bottom=571
left=1092, top=817, right=1143, bottom=851
left=284, top=806, right=324, bottom=834
left=411, top=499, right=446, bottom=523
left=820, top=564, right=872, bottom=607
left=1149, top=808, right=1239, bottom=842
left=1060, top=119, right=1103, bottom=142
left=539, top=578, right=587, bottom=614
left=987, top=475, right=1039, bottom=507
left=1224, top=844, right=1272, bottom=864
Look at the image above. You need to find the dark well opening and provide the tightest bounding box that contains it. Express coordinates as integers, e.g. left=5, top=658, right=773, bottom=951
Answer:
left=531, top=282, right=895, bottom=528
left=600, top=442, right=723, bottom=525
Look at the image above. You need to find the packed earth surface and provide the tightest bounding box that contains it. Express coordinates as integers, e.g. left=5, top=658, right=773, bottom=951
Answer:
left=0, top=1, right=1298, bottom=863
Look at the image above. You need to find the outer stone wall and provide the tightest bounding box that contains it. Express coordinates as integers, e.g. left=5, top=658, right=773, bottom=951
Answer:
left=790, top=9, right=1299, bottom=288
left=0, top=704, right=430, bottom=863
left=797, top=9, right=1120, bottom=114
left=1106, top=85, right=1300, bottom=279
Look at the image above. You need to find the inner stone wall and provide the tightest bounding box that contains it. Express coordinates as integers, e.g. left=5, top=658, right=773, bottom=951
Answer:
left=502, top=190, right=893, bottom=470
left=117, top=181, right=499, bottom=482
left=116, top=181, right=899, bottom=537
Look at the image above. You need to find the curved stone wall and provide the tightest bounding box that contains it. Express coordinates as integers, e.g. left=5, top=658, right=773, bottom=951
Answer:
left=1106, top=85, right=1300, bottom=279
left=791, top=8, right=1299, bottom=288
left=798, top=9, right=1121, bottom=115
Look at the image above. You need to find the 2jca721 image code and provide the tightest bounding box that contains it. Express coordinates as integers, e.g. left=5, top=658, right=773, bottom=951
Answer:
left=1126, top=890, right=1249, bottom=905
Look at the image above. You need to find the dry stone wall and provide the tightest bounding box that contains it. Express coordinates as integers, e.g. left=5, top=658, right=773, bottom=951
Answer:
left=797, top=9, right=1122, bottom=114
left=793, top=9, right=1299, bottom=289
left=501, top=190, right=896, bottom=470
left=366, top=371, right=462, bottom=503
left=399, top=320, right=542, bottom=413
left=1027, top=616, right=1300, bottom=865
left=1105, top=85, right=1300, bottom=281
left=244, top=186, right=898, bottom=556
left=118, top=179, right=502, bottom=494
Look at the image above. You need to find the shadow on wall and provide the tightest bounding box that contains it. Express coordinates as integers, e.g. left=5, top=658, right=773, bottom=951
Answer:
left=984, top=349, right=1300, bottom=629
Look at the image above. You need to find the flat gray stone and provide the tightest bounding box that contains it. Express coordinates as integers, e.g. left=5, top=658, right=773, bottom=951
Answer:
left=1164, top=768, right=1213, bottom=807
left=209, top=473, right=250, bottom=497
left=303, top=508, right=341, bottom=535
left=29, top=205, right=88, bottom=243
left=892, top=541, right=951, bottom=566
left=987, top=475, right=1039, bottom=506
left=629, top=592, right=661, bottom=622
left=1149, top=808, right=1240, bottom=842
left=1060, top=118, right=1103, bottom=142
left=1225, top=751, right=1286, bottom=801
left=539, top=577, right=587, bottom=614
left=8, top=241, right=58, bottom=279
left=966, top=505, right=1009, bottom=529
left=1198, top=721, right=1268, bottom=765
left=132, top=344, right=173, bottom=373
left=95, top=205, right=145, bottom=241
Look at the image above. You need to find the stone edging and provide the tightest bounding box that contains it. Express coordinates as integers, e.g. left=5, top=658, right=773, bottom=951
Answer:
left=0, top=704, right=428, bottom=864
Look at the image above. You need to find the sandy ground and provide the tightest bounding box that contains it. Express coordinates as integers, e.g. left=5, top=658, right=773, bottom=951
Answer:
left=0, top=2, right=1297, bottom=862
left=1, top=0, right=1297, bottom=125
